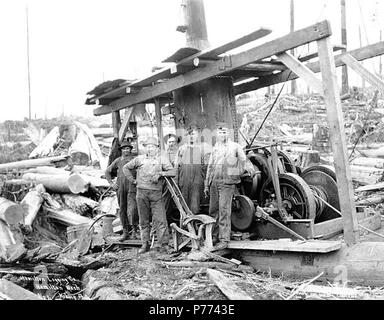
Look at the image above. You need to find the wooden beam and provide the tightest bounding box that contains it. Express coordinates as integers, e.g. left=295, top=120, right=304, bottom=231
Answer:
left=234, top=41, right=384, bottom=95
left=317, top=37, right=359, bottom=246
left=277, top=52, right=323, bottom=93
left=341, top=53, right=384, bottom=94
left=94, top=21, right=332, bottom=115
left=154, top=98, right=164, bottom=151
left=206, top=269, right=253, bottom=300
left=111, top=111, right=121, bottom=138
left=118, top=106, right=136, bottom=142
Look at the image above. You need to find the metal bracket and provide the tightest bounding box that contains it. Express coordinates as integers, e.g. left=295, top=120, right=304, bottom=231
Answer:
left=219, top=55, right=232, bottom=70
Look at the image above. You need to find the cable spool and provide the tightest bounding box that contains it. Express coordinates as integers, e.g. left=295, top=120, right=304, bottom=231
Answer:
left=301, top=166, right=340, bottom=223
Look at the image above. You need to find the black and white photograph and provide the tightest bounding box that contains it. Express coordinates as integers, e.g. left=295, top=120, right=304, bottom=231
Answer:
left=0, top=0, right=384, bottom=310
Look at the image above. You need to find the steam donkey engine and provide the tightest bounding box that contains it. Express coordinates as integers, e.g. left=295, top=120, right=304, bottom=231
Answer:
left=232, top=144, right=341, bottom=240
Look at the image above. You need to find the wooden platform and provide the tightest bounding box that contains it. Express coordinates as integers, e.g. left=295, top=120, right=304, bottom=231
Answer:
left=228, top=239, right=342, bottom=253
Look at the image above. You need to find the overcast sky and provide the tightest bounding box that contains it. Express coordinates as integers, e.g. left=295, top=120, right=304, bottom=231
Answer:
left=0, top=0, right=383, bottom=121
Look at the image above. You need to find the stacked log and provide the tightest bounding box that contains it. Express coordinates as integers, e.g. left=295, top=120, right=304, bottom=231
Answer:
left=0, top=155, right=69, bottom=172
left=21, top=184, right=46, bottom=231
left=22, top=173, right=72, bottom=194
left=0, top=197, right=25, bottom=225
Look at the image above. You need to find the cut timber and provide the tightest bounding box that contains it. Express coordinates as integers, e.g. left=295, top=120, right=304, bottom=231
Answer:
left=24, top=166, right=70, bottom=175
left=237, top=242, right=384, bottom=286
left=0, top=197, right=25, bottom=225
left=0, top=279, right=42, bottom=300
left=0, top=220, right=16, bottom=259
left=350, top=165, right=384, bottom=185
left=22, top=173, right=73, bottom=194
left=94, top=21, right=332, bottom=115
left=21, top=184, right=45, bottom=230
left=29, top=126, right=60, bottom=159
left=355, top=182, right=384, bottom=192
left=45, top=207, right=93, bottom=226
left=277, top=52, right=323, bottom=93
left=0, top=155, right=68, bottom=172
left=206, top=268, right=252, bottom=300
left=351, top=157, right=384, bottom=169
left=75, top=122, right=107, bottom=170
left=341, top=54, right=384, bottom=94
left=67, top=174, right=110, bottom=194
left=227, top=239, right=342, bottom=253
left=318, top=36, right=359, bottom=245
left=69, top=128, right=91, bottom=166
left=235, top=41, right=384, bottom=95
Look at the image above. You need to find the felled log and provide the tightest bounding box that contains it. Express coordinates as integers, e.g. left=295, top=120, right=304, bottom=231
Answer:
left=355, top=182, right=384, bottom=193
left=206, top=268, right=253, bottom=300
left=351, top=157, right=384, bottom=169
left=75, top=122, right=107, bottom=170
left=0, top=220, right=16, bottom=259
left=99, top=196, right=118, bottom=216
left=358, top=147, right=384, bottom=159
left=162, top=261, right=254, bottom=272
left=61, top=194, right=98, bottom=217
left=357, top=194, right=384, bottom=206
left=67, top=174, right=110, bottom=194
left=22, top=173, right=72, bottom=194
left=21, top=184, right=46, bottom=231
left=29, top=126, right=60, bottom=159
left=90, top=127, right=114, bottom=138
left=71, top=166, right=105, bottom=178
left=0, top=197, right=25, bottom=225
left=45, top=207, right=93, bottom=226
left=0, top=279, right=42, bottom=300
left=69, top=128, right=91, bottom=166
left=0, top=155, right=68, bottom=172
left=350, top=165, right=384, bottom=185
left=23, top=166, right=70, bottom=175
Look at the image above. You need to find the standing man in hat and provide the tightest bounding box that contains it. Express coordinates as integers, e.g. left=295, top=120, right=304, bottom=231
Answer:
left=174, top=125, right=210, bottom=215
left=123, top=136, right=175, bottom=254
left=105, top=140, right=139, bottom=241
left=204, top=123, right=247, bottom=250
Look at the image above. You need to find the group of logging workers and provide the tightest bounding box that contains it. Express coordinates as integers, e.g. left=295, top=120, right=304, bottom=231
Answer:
left=105, top=122, right=251, bottom=254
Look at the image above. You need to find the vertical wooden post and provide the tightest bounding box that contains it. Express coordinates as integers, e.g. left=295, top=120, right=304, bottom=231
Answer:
left=290, top=0, right=297, bottom=95
left=317, top=37, right=359, bottom=245
left=112, top=111, right=121, bottom=139
left=154, top=98, right=164, bottom=151
left=358, top=26, right=366, bottom=89
left=341, top=0, right=349, bottom=94
left=183, top=0, right=210, bottom=50
left=380, top=30, right=383, bottom=79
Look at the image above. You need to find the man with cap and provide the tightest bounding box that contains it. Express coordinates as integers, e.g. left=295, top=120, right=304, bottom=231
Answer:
left=123, top=136, right=175, bottom=254
left=174, top=124, right=210, bottom=215
left=105, top=140, right=139, bottom=241
left=204, top=122, right=247, bottom=250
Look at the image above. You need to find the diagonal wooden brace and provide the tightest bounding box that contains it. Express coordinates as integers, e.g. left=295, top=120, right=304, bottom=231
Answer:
left=341, top=53, right=384, bottom=95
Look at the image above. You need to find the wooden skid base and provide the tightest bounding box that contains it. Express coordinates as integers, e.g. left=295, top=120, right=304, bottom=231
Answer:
left=233, top=242, right=384, bottom=286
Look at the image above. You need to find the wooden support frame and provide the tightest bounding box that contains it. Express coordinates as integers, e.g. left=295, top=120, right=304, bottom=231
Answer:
left=94, top=21, right=332, bottom=115
left=118, top=105, right=136, bottom=142
left=235, top=41, right=384, bottom=95
left=317, top=37, right=359, bottom=245
left=277, top=52, right=323, bottom=93
left=341, top=53, right=384, bottom=94
left=111, top=111, right=121, bottom=138
left=154, top=98, right=164, bottom=151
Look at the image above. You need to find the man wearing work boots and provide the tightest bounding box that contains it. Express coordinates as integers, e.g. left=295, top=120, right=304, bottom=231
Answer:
left=204, top=123, right=247, bottom=251
left=123, top=136, right=175, bottom=254
left=105, top=141, right=139, bottom=241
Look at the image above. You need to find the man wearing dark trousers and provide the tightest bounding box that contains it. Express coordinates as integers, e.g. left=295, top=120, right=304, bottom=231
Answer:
left=123, top=136, right=175, bottom=254
left=105, top=141, right=139, bottom=241
left=204, top=123, right=247, bottom=251
left=175, top=125, right=210, bottom=215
